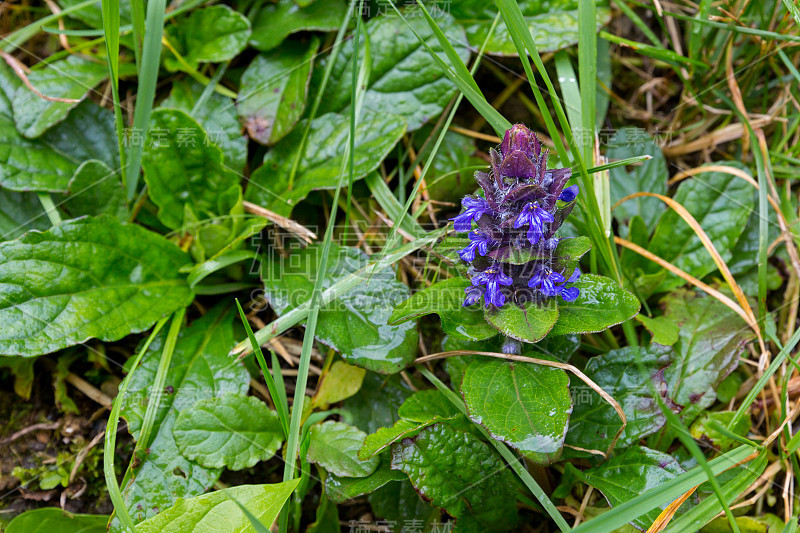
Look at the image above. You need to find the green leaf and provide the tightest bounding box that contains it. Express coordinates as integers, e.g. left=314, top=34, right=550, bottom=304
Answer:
left=262, top=243, right=417, bottom=374
left=571, top=446, right=686, bottom=530
left=360, top=389, right=467, bottom=460
left=41, top=99, right=120, bottom=169
left=528, top=334, right=581, bottom=362
left=647, top=164, right=754, bottom=293
left=461, top=357, right=571, bottom=464
left=343, top=373, right=412, bottom=434
left=164, top=6, right=251, bottom=71
left=451, top=0, right=612, bottom=56
left=161, top=79, right=247, bottom=173
left=237, top=39, right=318, bottom=145
left=246, top=109, right=405, bottom=216
left=0, top=76, right=78, bottom=192
left=60, top=160, right=126, bottom=219
left=7, top=55, right=108, bottom=138
left=250, top=0, right=347, bottom=52
left=119, top=304, right=250, bottom=525
left=312, top=360, right=366, bottom=410
left=388, top=276, right=471, bottom=324
left=0, top=215, right=193, bottom=356
left=142, top=108, right=241, bottom=230
left=360, top=418, right=444, bottom=461
left=135, top=480, right=300, bottom=533
left=607, top=127, right=668, bottom=229
left=315, top=11, right=470, bottom=130
left=431, top=234, right=471, bottom=270
left=368, top=479, right=440, bottom=530
left=660, top=290, right=756, bottom=422
left=390, top=423, right=519, bottom=530
left=440, top=305, right=500, bottom=341
left=325, top=456, right=406, bottom=504
left=549, top=273, right=640, bottom=336
left=689, top=411, right=752, bottom=453
left=172, top=394, right=284, bottom=471
left=566, top=344, right=672, bottom=454
left=485, top=298, right=559, bottom=343
left=0, top=355, right=36, bottom=398
left=307, top=421, right=380, bottom=478
left=636, top=314, right=680, bottom=345
left=0, top=188, right=48, bottom=241
left=6, top=508, right=108, bottom=533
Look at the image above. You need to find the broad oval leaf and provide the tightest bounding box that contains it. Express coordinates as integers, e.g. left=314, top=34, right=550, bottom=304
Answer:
left=262, top=243, right=417, bottom=374
left=164, top=5, right=251, bottom=72
left=61, top=160, right=126, bottom=220
left=360, top=389, right=465, bottom=460
left=325, top=456, right=406, bottom=504
left=660, top=289, right=755, bottom=422
left=646, top=163, right=753, bottom=294
left=312, top=360, right=366, bottom=410
left=246, top=109, right=406, bottom=217
left=548, top=273, right=640, bottom=336
left=307, top=421, right=380, bottom=478
left=316, top=11, right=470, bottom=131
left=250, top=0, right=347, bottom=52
left=452, top=0, right=612, bottom=56
left=566, top=344, right=673, bottom=456
left=142, top=108, right=241, bottom=230
left=173, top=394, right=284, bottom=470
left=570, top=446, right=686, bottom=530
left=6, top=508, right=107, bottom=533
left=485, top=298, right=559, bottom=343
left=0, top=188, right=48, bottom=241
left=390, top=423, right=519, bottom=529
left=7, top=55, right=108, bottom=138
left=462, top=357, right=571, bottom=464
left=0, top=215, right=193, bottom=356
left=237, top=39, right=318, bottom=145
left=119, top=304, right=250, bottom=525
left=389, top=277, right=470, bottom=324
left=161, top=80, right=247, bottom=173
left=136, top=480, right=300, bottom=533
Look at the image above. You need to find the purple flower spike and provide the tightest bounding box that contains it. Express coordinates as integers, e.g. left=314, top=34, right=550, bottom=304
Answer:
left=458, top=230, right=495, bottom=262
left=473, top=266, right=513, bottom=308
left=463, top=285, right=485, bottom=307
left=513, top=202, right=554, bottom=245
left=450, top=196, right=493, bottom=232
left=559, top=185, right=579, bottom=203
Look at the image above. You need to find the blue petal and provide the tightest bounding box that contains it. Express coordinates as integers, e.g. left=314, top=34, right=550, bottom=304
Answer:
left=559, top=185, right=579, bottom=202
left=561, top=286, right=580, bottom=302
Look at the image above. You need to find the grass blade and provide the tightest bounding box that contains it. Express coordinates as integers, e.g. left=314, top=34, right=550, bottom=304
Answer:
left=124, top=0, right=166, bottom=202
left=236, top=299, right=290, bottom=438
left=101, top=0, right=127, bottom=177
left=103, top=317, right=168, bottom=533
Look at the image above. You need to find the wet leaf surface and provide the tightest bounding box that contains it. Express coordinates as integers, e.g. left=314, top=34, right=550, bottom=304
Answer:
left=173, top=394, right=283, bottom=470
left=263, top=243, right=417, bottom=373
left=461, top=357, right=571, bottom=464
left=390, top=423, right=520, bottom=530
left=0, top=216, right=193, bottom=356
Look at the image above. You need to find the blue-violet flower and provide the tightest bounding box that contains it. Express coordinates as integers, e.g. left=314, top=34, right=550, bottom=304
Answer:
left=447, top=123, right=582, bottom=308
